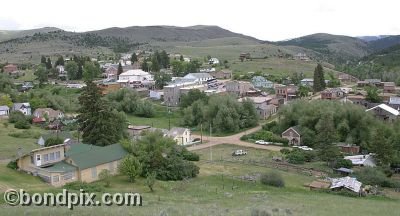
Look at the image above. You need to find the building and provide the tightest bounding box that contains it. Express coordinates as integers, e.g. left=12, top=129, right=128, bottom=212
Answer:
left=149, top=90, right=164, bottom=100
left=117, top=69, right=154, bottom=88
left=256, top=104, right=277, bottom=120
left=104, top=66, right=118, bottom=79
left=183, top=73, right=214, bottom=84
left=208, top=58, right=220, bottom=65
left=210, top=69, right=232, bottom=79
left=127, top=125, right=152, bottom=137
left=275, top=84, right=298, bottom=101
left=357, top=79, right=381, bottom=87
left=17, top=143, right=127, bottom=187
left=338, top=74, right=358, bottom=83
left=225, top=81, right=254, bottom=97
left=344, top=154, right=376, bottom=167
left=167, top=127, right=191, bottom=145
left=336, top=143, right=360, bottom=155
left=0, top=105, right=10, bottom=116
left=300, top=78, right=314, bottom=86
left=366, top=103, right=399, bottom=122
left=12, top=103, right=31, bottom=115
left=3, top=64, right=17, bottom=73
left=37, top=131, right=74, bottom=146
left=33, top=108, right=64, bottom=121
left=388, top=96, right=400, bottom=110
left=281, top=126, right=301, bottom=146
left=321, top=88, right=345, bottom=100
left=251, top=76, right=274, bottom=89
left=383, top=82, right=396, bottom=93
left=330, top=176, right=362, bottom=193
left=164, top=79, right=206, bottom=106
left=293, top=53, right=310, bottom=61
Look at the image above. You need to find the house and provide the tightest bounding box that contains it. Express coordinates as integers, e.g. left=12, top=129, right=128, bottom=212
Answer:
left=37, top=131, right=74, bottom=146
left=32, top=117, right=46, bottom=124
left=167, top=127, right=191, bottom=145
left=275, top=84, right=298, bottom=101
left=17, top=143, right=127, bottom=187
left=127, top=125, right=152, bottom=137
left=164, top=80, right=206, bottom=106
left=12, top=103, right=31, bottom=115
left=388, top=96, right=400, bottom=110
left=330, top=176, right=362, bottom=193
left=357, top=79, right=381, bottom=87
left=321, top=88, right=345, bottom=100
left=104, top=66, right=118, bottom=79
left=33, top=108, right=64, bottom=121
left=344, top=154, right=376, bottom=167
left=336, top=143, right=360, bottom=155
left=208, top=58, right=220, bottom=65
left=251, top=76, right=274, bottom=89
left=382, top=82, right=396, bottom=93
left=366, top=104, right=399, bottom=122
left=0, top=105, right=10, bottom=116
left=281, top=126, right=301, bottom=146
left=117, top=69, right=154, bottom=88
left=210, top=69, right=232, bottom=79
left=225, top=81, right=254, bottom=97
left=300, top=78, right=314, bottom=86
left=183, top=73, right=214, bottom=84
left=239, top=53, right=251, bottom=60
left=338, top=74, right=358, bottom=83
left=3, top=64, right=18, bottom=73
left=256, top=104, right=277, bottom=120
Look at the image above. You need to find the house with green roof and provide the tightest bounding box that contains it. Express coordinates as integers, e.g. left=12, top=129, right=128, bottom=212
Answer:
left=17, top=143, right=127, bottom=187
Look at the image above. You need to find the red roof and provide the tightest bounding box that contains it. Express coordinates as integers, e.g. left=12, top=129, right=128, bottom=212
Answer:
left=32, top=117, right=46, bottom=123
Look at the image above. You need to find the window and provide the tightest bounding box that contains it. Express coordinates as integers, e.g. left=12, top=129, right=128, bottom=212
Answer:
left=55, top=151, right=60, bottom=160
left=63, top=172, right=74, bottom=180
left=36, top=154, right=41, bottom=161
left=49, top=152, right=55, bottom=161
left=43, top=154, right=49, bottom=162
left=53, top=175, right=59, bottom=183
left=91, top=167, right=97, bottom=178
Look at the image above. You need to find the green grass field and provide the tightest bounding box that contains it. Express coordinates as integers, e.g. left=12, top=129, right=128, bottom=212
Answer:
left=0, top=120, right=45, bottom=160
left=1, top=144, right=399, bottom=215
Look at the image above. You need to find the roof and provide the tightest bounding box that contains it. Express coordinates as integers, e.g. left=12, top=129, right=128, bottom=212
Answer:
left=167, top=127, right=189, bottom=138
left=344, top=154, right=375, bottom=166
left=128, top=125, right=151, bottom=130
left=119, top=69, right=150, bottom=76
left=389, top=97, right=400, bottom=105
left=12, top=103, right=30, bottom=110
left=366, top=104, right=400, bottom=116
left=41, top=161, right=77, bottom=173
left=330, top=176, right=362, bottom=193
left=335, top=167, right=354, bottom=174
left=301, top=78, right=314, bottom=82
left=322, top=88, right=344, bottom=94
left=66, top=143, right=127, bottom=169
left=238, top=96, right=273, bottom=104
left=34, top=108, right=63, bottom=118
left=184, top=73, right=213, bottom=80
left=40, top=131, right=73, bottom=142
left=0, top=105, right=9, bottom=111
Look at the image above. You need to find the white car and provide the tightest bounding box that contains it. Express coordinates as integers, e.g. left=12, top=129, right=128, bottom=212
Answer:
left=299, top=146, right=313, bottom=151
left=232, top=149, right=248, bottom=156
left=255, top=140, right=267, bottom=145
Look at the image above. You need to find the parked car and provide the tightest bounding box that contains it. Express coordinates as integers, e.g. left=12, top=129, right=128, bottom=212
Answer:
left=299, top=146, right=313, bottom=151
left=232, top=149, right=248, bottom=156
left=255, top=140, right=268, bottom=145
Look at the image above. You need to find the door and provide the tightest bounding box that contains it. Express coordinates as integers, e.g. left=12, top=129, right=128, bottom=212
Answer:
left=36, top=154, right=42, bottom=166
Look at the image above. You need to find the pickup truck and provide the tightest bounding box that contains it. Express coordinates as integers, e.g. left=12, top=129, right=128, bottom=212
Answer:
left=232, top=149, right=248, bottom=156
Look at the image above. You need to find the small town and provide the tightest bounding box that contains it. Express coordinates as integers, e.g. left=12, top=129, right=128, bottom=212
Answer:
left=0, top=1, right=400, bottom=215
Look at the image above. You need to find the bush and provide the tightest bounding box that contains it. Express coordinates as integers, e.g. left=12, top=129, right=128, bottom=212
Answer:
left=334, top=158, right=353, bottom=169
left=98, top=169, right=111, bottom=187
left=14, top=120, right=31, bottom=129
left=355, top=167, right=397, bottom=188
left=45, top=137, right=65, bottom=147
left=287, top=150, right=306, bottom=164
left=260, top=172, right=285, bottom=187
left=64, top=181, right=104, bottom=193
left=246, top=130, right=288, bottom=145
left=181, top=149, right=200, bottom=161
left=8, top=111, right=26, bottom=123
left=6, top=160, right=18, bottom=169
left=280, top=148, right=291, bottom=155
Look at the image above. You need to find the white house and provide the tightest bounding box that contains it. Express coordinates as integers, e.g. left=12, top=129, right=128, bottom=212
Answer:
left=209, top=58, right=220, bottom=65
left=0, top=105, right=10, bottom=116
left=12, top=103, right=31, bottom=116
left=366, top=104, right=399, bottom=122
left=117, top=69, right=153, bottom=82
left=344, top=154, right=376, bottom=167
left=167, top=127, right=191, bottom=145
left=183, top=73, right=213, bottom=84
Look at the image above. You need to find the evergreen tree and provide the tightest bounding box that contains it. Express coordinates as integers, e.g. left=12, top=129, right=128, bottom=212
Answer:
left=35, top=64, right=48, bottom=86
left=41, top=56, right=46, bottom=64
left=77, top=64, right=83, bottom=80
left=65, top=61, right=79, bottom=80
left=160, top=50, right=170, bottom=68
left=46, top=58, right=52, bottom=69
left=55, top=56, right=64, bottom=66
left=141, top=59, right=149, bottom=72
left=118, top=62, right=123, bottom=76
left=313, top=64, right=325, bottom=92
left=151, top=56, right=160, bottom=72
left=78, top=81, right=127, bottom=146
left=316, top=113, right=340, bottom=163
left=131, top=53, right=138, bottom=63
left=180, top=55, right=184, bottom=62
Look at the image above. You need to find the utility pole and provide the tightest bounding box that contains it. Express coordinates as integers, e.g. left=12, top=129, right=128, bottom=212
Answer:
left=210, top=122, right=212, bottom=161
left=168, top=105, right=171, bottom=130
left=200, top=122, right=203, bottom=144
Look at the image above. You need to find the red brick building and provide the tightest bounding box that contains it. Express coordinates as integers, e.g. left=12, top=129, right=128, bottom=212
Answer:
left=3, top=64, right=17, bottom=73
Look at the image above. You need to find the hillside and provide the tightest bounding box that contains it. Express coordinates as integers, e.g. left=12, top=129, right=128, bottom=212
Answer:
left=0, top=27, right=60, bottom=42
left=276, top=33, right=371, bottom=64
left=367, top=35, right=400, bottom=52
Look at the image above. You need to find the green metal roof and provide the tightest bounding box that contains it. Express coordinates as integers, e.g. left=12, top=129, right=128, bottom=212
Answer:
left=41, top=161, right=77, bottom=173
left=67, top=144, right=127, bottom=169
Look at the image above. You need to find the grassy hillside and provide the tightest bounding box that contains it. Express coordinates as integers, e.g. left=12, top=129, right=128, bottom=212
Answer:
left=367, top=35, right=400, bottom=52
left=0, top=27, right=60, bottom=42
left=276, top=33, right=371, bottom=64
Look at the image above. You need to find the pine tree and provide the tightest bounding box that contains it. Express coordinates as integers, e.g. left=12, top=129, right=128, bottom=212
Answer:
left=118, top=62, right=123, bottom=76
left=78, top=81, right=126, bottom=146
left=41, top=56, right=46, bottom=64
left=313, top=64, right=325, bottom=92
left=46, top=58, right=52, bottom=69
left=316, top=113, right=340, bottom=163
left=131, top=53, right=138, bottom=63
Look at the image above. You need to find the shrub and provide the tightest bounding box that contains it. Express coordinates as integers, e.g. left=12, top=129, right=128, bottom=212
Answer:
left=64, top=181, right=104, bottom=193
left=334, top=158, right=353, bottom=169
left=260, top=172, right=285, bottom=187
left=14, top=120, right=31, bottom=129
left=45, top=137, right=65, bottom=147
left=287, top=150, right=305, bottom=164
left=246, top=130, right=288, bottom=145
left=181, top=149, right=200, bottom=161
left=6, top=160, right=18, bottom=169
left=280, top=148, right=291, bottom=155
left=355, top=167, right=397, bottom=187
left=8, top=111, right=26, bottom=123
left=98, top=169, right=111, bottom=187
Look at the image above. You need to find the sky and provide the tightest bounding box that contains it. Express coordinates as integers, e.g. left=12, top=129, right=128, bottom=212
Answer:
left=1, top=0, right=399, bottom=41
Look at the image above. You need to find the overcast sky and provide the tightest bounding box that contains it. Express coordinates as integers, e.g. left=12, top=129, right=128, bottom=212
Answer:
left=1, top=0, right=399, bottom=41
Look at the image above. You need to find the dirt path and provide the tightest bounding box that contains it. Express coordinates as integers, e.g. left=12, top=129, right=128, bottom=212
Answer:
left=187, top=123, right=283, bottom=152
